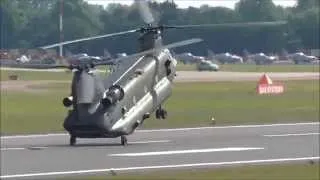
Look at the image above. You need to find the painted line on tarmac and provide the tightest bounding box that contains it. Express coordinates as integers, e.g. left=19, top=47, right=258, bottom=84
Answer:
left=1, top=157, right=319, bottom=179
left=109, top=147, right=264, bottom=157
left=137, top=122, right=320, bottom=133
left=1, top=147, right=48, bottom=151
left=263, top=132, right=320, bottom=137
left=0, top=67, right=105, bottom=72
left=1, top=122, right=319, bottom=139
left=130, top=140, right=171, bottom=144
left=0, top=147, right=25, bottom=151
left=0, top=141, right=169, bottom=151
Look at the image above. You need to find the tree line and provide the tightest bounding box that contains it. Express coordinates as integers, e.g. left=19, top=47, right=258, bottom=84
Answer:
left=0, top=0, right=319, bottom=56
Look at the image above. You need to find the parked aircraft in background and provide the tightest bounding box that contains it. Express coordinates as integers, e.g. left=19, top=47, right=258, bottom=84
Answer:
left=16, top=55, right=31, bottom=63
left=210, top=51, right=243, bottom=64
left=173, top=52, right=205, bottom=64
left=285, top=52, right=318, bottom=64
left=173, top=50, right=243, bottom=65
left=243, top=52, right=278, bottom=65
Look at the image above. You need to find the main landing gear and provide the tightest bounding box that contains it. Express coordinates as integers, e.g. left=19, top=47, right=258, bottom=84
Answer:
left=121, top=135, right=128, bottom=146
left=156, top=106, right=167, bottom=119
left=70, top=135, right=77, bottom=146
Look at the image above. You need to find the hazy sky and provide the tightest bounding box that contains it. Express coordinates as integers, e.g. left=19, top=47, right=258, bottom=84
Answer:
left=86, top=0, right=297, bottom=9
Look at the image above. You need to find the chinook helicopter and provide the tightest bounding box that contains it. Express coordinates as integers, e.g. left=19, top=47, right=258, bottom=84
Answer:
left=32, top=0, right=287, bottom=146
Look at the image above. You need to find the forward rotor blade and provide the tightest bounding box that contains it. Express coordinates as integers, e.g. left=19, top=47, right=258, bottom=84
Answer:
left=136, top=0, right=155, bottom=25
left=165, top=21, right=287, bottom=29
left=40, top=29, right=138, bottom=49
left=8, top=64, right=69, bottom=69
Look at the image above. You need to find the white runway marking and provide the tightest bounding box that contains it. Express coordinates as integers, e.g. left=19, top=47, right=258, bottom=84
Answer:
left=130, top=140, right=171, bottom=144
left=1, top=147, right=48, bottom=151
left=109, top=147, right=264, bottom=157
left=0, top=133, right=66, bottom=139
left=1, top=122, right=318, bottom=139
left=138, top=122, right=320, bottom=133
left=1, top=157, right=318, bottom=179
left=0, top=147, right=25, bottom=151
left=0, top=141, right=169, bottom=151
left=264, top=132, right=320, bottom=137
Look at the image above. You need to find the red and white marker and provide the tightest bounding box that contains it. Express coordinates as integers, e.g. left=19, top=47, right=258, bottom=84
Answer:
left=256, top=74, right=284, bottom=95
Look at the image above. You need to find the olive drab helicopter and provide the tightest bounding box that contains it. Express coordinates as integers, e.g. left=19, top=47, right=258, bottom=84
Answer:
left=32, top=0, right=287, bottom=146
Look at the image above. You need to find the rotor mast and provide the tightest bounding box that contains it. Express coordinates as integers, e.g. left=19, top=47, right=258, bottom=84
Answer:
left=59, top=0, right=64, bottom=58
left=138, top=26, right=163, bottom=52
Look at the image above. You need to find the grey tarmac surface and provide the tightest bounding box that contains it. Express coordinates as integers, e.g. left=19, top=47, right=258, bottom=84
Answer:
left=1, top=122, right=319, bottom=179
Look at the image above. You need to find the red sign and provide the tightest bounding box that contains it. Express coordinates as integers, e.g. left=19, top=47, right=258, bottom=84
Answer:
left=257, top=84, right=284, bottom=94
left=256, top=74, right=284, bottom=95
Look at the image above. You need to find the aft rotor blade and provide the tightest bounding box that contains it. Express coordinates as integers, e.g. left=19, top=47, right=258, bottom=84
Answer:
left=165, top=21, right=288, bottom=29
left=40, top=29, right=138, bottom=49
left=121, top=38, right=203, bottom=59
left=135, top=0, right=155, bottom=25
left=93, top=59, right=116, bottom=66
left=109, top=38, right=203, bottom=63
left=85, top=38, right=203, bottom=67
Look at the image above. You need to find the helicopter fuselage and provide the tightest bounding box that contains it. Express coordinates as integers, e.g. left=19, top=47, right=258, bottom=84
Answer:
left=63, top=49, right=177, bottom=139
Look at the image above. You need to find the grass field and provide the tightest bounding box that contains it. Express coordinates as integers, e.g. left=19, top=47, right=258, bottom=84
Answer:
left=1, top=63, right=319, bottom=81
left=176, top=63, right=320, bottom=72
left=1, top=80, right=318, bottom=135
left=0, top=69, right=72, bottom=81
left=69, top=163, right=319, bottom=180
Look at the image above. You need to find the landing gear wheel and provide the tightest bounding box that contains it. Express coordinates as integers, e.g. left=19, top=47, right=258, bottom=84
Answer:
left=156, top=109, right=161, bottom=119
left=160, top=109, right=167, bottom=119
left=156, top=108, right=167, bottom=119
left=70, top=135, right=76, bottom=146
left=121, top=136, right=128, bottom=146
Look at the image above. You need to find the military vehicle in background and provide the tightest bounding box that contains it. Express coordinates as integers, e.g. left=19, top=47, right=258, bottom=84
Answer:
left=197, top=60, right=219, bottom=71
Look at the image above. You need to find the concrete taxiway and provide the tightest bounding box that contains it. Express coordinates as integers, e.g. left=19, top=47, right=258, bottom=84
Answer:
left=1, top=70, right=319, bottom=92
left=1, top=67, right=320, bottom=82
left=1, top=122, right=319, bottom=179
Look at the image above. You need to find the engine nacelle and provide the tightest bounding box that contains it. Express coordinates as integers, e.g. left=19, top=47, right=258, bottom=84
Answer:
left=101, top=85, right=124, bottom=107
left=63, top=96, right=73, bottom=107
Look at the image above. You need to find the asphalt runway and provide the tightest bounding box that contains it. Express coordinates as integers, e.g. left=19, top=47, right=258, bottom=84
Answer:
left=1, top=122, right=319, bottom=179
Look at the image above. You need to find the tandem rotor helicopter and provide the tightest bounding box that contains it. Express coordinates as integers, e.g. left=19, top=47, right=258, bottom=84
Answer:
left=32, top=0, right=286, bottom=146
